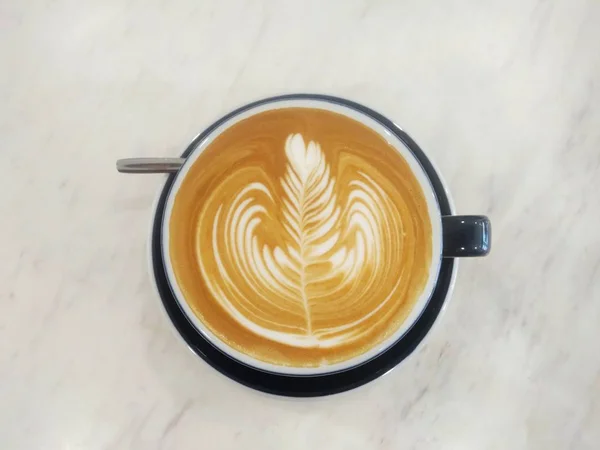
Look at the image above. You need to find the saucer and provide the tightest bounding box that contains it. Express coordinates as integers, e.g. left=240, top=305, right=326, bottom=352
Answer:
left=150, top=94, right=456, bottom=397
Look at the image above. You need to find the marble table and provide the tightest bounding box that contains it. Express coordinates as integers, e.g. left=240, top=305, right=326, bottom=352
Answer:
left=1, top=0, right=599, bottom=448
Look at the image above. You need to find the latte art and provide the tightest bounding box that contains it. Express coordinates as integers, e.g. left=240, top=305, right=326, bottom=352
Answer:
left=202, top=133, right=404, bottom=348
left=168, top=108, right=433, bottom=367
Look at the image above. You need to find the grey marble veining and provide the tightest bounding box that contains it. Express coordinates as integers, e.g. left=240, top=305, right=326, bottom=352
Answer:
left=1, top=0, right=599, bottom=448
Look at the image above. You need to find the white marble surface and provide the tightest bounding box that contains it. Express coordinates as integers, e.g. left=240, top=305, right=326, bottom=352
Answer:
left=1, top=0, right=599, bottom=448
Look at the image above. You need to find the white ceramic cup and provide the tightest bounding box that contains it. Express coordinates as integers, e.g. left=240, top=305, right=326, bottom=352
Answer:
left=150, top=95, right=490, bottom=383
left=159, top=97, right=447, bottom=376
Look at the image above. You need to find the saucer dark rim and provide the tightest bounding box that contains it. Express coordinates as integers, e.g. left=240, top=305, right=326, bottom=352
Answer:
left=151, top=94, right=455, bottom=397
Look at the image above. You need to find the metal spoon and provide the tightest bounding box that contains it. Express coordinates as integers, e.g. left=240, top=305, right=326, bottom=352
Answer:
left=116, top=158, right=185, bottom=174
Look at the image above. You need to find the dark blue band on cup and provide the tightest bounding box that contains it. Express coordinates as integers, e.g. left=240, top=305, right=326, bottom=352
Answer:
left=151, top=94, right=460, bottom=396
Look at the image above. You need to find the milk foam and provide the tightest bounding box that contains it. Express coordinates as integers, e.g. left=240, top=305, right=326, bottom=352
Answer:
left=197, top=133, right=406, bottom=348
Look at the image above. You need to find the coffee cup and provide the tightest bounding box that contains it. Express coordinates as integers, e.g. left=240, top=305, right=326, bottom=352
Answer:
left=118, top=94, right=490, bottom=396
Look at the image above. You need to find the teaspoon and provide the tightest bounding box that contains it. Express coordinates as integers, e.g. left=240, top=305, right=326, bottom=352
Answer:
left=116, top=158, right=185, bottom=174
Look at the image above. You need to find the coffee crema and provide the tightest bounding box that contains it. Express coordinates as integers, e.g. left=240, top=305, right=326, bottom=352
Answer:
left=168, top=108, right=433, bottom=367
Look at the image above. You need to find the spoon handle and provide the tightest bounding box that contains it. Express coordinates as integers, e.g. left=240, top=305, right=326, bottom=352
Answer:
left=116, top=158, right=185, bottom=174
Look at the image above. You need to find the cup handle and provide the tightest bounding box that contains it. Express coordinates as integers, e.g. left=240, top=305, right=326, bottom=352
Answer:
left=442, top=215, right=491, bottom=257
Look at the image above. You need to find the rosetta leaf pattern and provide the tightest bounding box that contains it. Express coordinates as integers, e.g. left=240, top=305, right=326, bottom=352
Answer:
left=202, top=132, right=403, bottom=348
left=277, top=134, right=341, bottom=332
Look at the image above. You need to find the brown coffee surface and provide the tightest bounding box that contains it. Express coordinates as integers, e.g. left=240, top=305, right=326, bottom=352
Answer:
left=168, top=107, right=432, bottom=368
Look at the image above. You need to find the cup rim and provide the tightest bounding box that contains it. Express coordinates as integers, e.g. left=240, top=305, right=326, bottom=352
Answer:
left=151, top=95, right=456, bottom=394
left=160, top=96, right=443, bottom=375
